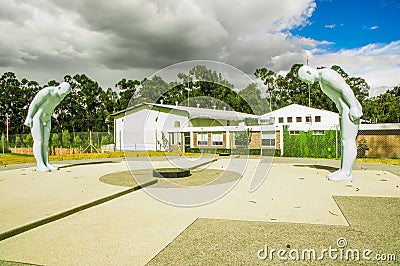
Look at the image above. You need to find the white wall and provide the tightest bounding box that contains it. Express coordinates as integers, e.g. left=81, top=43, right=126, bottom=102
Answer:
left=115, top=109, right=188, bottom=151
left=260, top=104, right=339, bottom=130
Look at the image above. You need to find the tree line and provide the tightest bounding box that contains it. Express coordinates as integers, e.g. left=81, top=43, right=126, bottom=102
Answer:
left=0, top=64, right=398, bottom=136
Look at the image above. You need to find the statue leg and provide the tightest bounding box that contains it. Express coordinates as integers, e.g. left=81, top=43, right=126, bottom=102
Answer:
left=32, top=117, right=49, bottom=172
left=328, top=106, right=359, bottom=181
left=43, top=121, right=58, bottom=171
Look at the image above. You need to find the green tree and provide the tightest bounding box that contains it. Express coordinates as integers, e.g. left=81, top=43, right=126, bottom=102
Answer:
left=15, top=136, right=22, bottom=147
left=62, top=130, right=71, bottom=148
left=101, top=135, right=109, bottom=146
left=52, top=133, right=60, bottom=147
left=73, top=135, right=83, bottom=148
left=141, top=75, right=171, bottom=103
left=54, top=74, right=110, bottom=132
left=0, top=72, right=40, bottom=135
left=254, top=67, right=281, bottom=111
left=115, top=78, right=141, bottom=110
left=24, top=133, right=33, bottom=147
left=238, top=83, right=268, bottom=115
left=363, top=90, right=400, bottom=123
left=162, top=65, right=253, bottom=113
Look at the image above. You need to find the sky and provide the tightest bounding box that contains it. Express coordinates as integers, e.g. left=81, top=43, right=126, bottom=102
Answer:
left=0, top=0, right=399, bottom=92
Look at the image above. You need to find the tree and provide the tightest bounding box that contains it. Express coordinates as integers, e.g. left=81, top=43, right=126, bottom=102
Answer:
left=15, top=136, right=22, bottom=147
left=363, top=90, right=400, bottom=123
left=254, top=67, right=281, bottom=111
left=55, top=74, right=110, bottom=132
left=389, top=86, right=400, bottom=97
left=100, top=136, right=110, bottom=146
left=24, top=133, right=33, bottom=148
left=52, top=133, right=60, bottom=148
left=238, top=83, right=269, bottom=115
left=140, top=75, right=171, bottom=103
left=115, top=78, right=141, bottom=110
left=62, top=130, right=71, bottom=148
left=163, top=65, right=253, bottom=113
left=0, top=72, right=40, bottom=135
left=73, top=135, right=83, bottom=148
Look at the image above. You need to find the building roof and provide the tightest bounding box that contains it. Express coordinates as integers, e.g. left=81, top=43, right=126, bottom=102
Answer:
left=177, top=125, right=275, bottom=133
left=107, top=102, right=258, bottom=122
left=260, top=104, right=338, bottom=118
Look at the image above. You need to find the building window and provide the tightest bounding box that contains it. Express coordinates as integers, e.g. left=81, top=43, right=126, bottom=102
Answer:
left=262, top=139, right=276, bottom=146
left=315, top=116, right=321, bottom=122
left=197, top=132, right=208, bottom=146
left=278, top=117, right=284, bottom=123
left=211, top=132, right=223, bottom=146
left=260, top=117, right=275, bottom=125
left=262, top=131, right=276, bottom=147
left=306, top=116, right=312, bottom=123
left=296, top=117, right=302, bottom=122
left=227, top=120, right=230, bottom=126
left=289, top=130, right=300, bottom=135
left=287, top=117, right=293, bottom=123
left=313, top=130, right=325, bottom=135
left=174, top=121, right=181, bottom=128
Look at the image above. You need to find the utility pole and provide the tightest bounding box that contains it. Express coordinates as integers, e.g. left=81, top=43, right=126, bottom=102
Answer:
left=307, top=56, right=311, bottom=107
left=2, top=133, right=4, bottom=160
left=5, top=113, right=9, bottom=142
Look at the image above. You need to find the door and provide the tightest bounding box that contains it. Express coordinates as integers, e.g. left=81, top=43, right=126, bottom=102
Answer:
left=184, top=132, right=190, bottom=152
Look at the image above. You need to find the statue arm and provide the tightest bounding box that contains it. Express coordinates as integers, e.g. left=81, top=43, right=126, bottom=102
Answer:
left=321, top=71, right=363, bottom=121
left=24, top=89, right=51, bottom=127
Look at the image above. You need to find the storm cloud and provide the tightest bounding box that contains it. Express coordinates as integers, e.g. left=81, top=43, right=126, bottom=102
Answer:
left=0, top=0, right=398, bottom=89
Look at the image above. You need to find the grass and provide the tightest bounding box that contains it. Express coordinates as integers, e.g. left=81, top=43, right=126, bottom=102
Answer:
left=2, top=151, right=400, bottom=167
left=0, top=151, right=207, bottom=166
left=0, top=152, right=126, bottom=166
left=356, top=157, right=400, bottom=166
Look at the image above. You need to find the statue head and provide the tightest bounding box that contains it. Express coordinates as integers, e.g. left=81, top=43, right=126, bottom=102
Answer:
left=298, top=65, right=318, bottom=84
left=57, top=82, right=71, bottom=98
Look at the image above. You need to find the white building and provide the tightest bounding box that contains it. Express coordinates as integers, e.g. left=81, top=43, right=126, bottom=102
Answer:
left=261, top=104, right=339, bottom=126
left=109, top=102, right=260, bottom=152
left=260, top=104, right=339, bottom=130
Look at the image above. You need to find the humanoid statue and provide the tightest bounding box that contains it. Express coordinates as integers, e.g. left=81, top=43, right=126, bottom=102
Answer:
left=298, top=66, right=363, bottom=181
left=24, top=82, right=71, bottom=172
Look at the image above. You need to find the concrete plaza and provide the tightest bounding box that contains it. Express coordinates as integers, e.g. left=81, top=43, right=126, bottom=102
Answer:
left=0, top=156, right=399, bottom=265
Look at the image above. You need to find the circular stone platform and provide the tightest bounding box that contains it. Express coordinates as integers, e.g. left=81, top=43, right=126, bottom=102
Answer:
left=99, top=169, right=241, bottom=188
left=153, top=168, right=191, bottom=178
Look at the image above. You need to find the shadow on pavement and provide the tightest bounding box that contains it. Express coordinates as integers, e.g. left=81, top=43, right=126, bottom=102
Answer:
left=293, top=164, right=339, bottom=173
left=58, top=160, right=120, bottom=169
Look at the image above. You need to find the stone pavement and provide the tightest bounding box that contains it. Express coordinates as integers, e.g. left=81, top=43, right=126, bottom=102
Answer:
left=0, top=157, right=399, bottom=265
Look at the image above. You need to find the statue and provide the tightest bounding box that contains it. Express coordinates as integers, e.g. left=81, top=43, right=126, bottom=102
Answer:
left=24, top=82, right=71, bottom=172
left=298, top=66, right=363, bottom=181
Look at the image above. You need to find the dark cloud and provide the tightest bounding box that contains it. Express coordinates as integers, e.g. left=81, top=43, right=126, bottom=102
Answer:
left=0, top=0, right=333, bottom=88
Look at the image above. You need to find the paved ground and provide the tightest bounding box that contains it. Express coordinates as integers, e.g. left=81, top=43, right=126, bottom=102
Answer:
left=0, top=157, right=399, bottom=265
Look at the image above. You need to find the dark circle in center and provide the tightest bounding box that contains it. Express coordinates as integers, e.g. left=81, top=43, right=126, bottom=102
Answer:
left=153, top=168, right=191, bottom=178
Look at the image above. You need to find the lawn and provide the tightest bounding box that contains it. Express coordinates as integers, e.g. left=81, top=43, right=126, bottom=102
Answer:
left=0, top=151, right=205, bottom=166
left=1, top=151, right=399, bottom=166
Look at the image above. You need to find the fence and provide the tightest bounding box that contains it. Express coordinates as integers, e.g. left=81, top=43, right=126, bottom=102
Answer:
left=4, top=131, right=114, bottom=155
left=282, top=127, right=340, bottom=159
left=281, top=124, right=400, bottom=159
left=357, top=127, right=400, bottom=158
